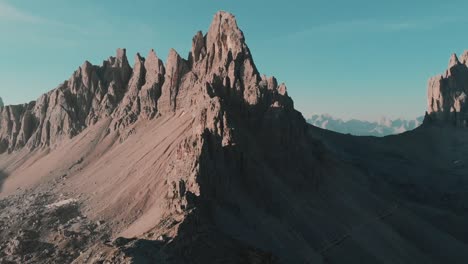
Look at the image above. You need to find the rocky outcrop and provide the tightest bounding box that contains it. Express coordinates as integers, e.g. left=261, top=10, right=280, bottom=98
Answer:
left=139, top=49, right=165, bottom=119
left=426, top=52, right=468, bottom=127
left=158, top=49, right=190, bottom=114
left=0, top=49, right=135, bottom=153
left=111, top=53, right=146, bottom=129
left=1, top=10, right=325, bottom=262
left=0, top=12, right=300, bottom=155
left=0, top=97, right=3, bottom=108
left=112, top=50, right=166, bottom=129
left=73, top=12, right=323, bottom=263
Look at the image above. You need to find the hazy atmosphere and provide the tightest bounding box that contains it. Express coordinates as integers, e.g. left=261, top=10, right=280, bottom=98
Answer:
left=1, top=0, right=468, bottom=120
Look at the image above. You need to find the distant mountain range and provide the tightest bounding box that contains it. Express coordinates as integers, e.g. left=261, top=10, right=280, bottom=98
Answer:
left=307, top=114, right=424, bottom=136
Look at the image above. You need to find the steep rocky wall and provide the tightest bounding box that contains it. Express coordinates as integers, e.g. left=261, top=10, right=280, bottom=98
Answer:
left=0, top=12, right=299, bottom=155
left=0, top=49, right=133, bottom=153
left=426, top=52, right=468, bottom=127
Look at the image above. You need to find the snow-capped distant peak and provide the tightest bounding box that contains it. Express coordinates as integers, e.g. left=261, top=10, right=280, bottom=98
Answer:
left=307, top=114, right=424, bottom=136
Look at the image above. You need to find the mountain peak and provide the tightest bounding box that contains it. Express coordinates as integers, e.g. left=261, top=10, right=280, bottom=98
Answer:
left=209, top=11, right=241, bottom=35
left=0, top=11, right=292, bottom=155
left=206, top=11, right=246, bottom=61
left=460, top=50, right=468, bottom=65
left=147, top=49, right=158, bottom=61
left=133, top=53, right=145, bottom=68
left=102, top=48, right=130, bottom=70
left=190, top=31, right=205, bottom=63
left=426, top=51, right=468, bottom=127
left=116, top=48, right=128, bottom=64
left=449, top=53, right=460, bottom=68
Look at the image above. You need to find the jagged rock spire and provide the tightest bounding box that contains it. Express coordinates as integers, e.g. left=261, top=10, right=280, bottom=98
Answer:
left=0, top=48, right=136, bottom=153
left=140, top=49, right=165, bottom=118
left=426, top=51, right=468, bottom=127
left=159, top=49, right=190, bottom=114
left=0, top=11, right=298, bottom=153
left=460, top=50, right=468, bottom=65
left=190, top=31, right=206, bottom=64
left=206, top=11, right=247, bottom=63
left=448, top=53, right=460, bottom=68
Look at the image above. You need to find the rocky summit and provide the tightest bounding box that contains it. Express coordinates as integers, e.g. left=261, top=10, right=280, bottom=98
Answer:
left=1, top=11, right=468, bottom=264
left=426, top=51, right=468, bottom=127
left=0, top=12, right=294, bottom=155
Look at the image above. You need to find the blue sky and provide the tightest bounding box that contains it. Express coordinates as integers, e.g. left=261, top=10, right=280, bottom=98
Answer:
left=0, top=0, right=467, bottom=120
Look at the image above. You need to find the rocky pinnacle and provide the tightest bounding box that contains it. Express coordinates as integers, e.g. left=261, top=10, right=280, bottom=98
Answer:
left=0, top=11, right=296, bottom=154
left=426, top=51, right=468, bottom=127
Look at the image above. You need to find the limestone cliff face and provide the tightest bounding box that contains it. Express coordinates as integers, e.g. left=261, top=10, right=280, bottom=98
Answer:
left=112, top=50, right=166, bottom=129
left=0, top=12, right=300, bottom=155
left=0, top=48, right=133, bottom=153
left=153, top=12, right=321, bottom=224
left=426, top=52, right=468, bottom=127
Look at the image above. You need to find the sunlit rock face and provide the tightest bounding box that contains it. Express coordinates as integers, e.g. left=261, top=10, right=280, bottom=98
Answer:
left=426, top=52, right=468, bottom=127
left=0, top=11, right=318, bottom=263
left=0, top=11, right=297, bottom=156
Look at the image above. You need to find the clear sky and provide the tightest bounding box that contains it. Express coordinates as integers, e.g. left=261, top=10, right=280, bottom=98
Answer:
left=0, top=0, right=467, bottom=121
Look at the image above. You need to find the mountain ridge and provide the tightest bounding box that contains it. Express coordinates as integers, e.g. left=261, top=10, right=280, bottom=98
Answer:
left=0, top=11, right=295, bottom=155
left=0, top=11, right=313, bottom=263
left=308, top=114, right=424, bottom=136
left=1, top=10, right=468, bottom=264
left=425, top=51, right=468, bottom=126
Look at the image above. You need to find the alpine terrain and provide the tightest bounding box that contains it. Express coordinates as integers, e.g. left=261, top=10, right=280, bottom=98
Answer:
left=0, top=11, right=468, bottom=264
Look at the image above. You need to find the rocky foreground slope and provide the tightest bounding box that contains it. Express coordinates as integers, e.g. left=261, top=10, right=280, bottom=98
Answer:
left=1, top=11, right=468, bottom=264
